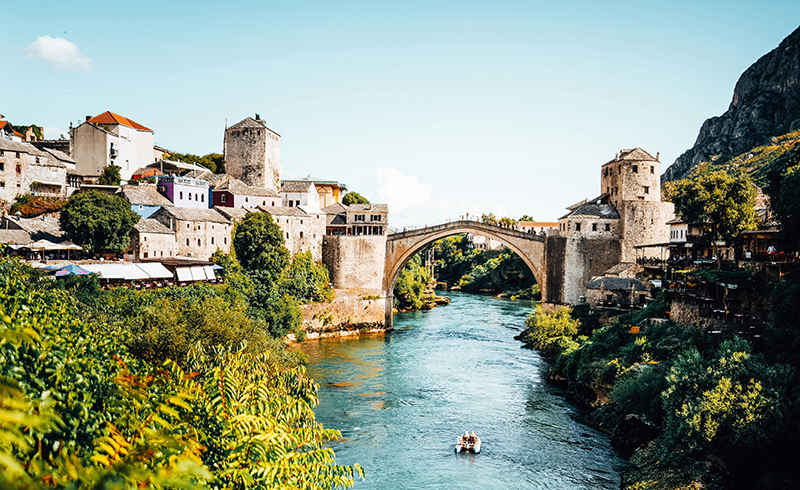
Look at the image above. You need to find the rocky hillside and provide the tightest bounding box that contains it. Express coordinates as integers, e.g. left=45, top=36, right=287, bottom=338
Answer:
left=662, top=25, right=800, bottom=182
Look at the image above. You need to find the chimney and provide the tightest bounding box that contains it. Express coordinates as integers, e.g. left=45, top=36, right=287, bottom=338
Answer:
left=656, top=152, right=660, bottom=162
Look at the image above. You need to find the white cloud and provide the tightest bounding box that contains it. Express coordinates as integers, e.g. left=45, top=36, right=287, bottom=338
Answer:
left=373, top=167, right=432, bottom=213
left=24, top=36, right=93, bottom=73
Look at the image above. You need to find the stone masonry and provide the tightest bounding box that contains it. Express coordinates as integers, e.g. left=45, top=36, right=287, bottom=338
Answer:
left=224, top=117, right=281, bottom=192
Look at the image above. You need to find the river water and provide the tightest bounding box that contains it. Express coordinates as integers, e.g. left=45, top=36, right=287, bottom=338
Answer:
left=293, top=292, right=625, bottom=489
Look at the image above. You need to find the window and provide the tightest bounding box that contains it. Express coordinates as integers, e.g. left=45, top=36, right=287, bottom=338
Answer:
left=575, top=223, right=581, bottom=231
left=286, top=232, right=289, bottom=238
left=186, top=239, right=190, bottom=245
left=201, top=194, right=205, bottom=202
left=221, top=194, right=227, bottom=203
left=180, top=191, right=183, bottom=199
left=355, top=214, right=365, bottom=222
left=16, top=165, right=21, bottom=174
left=0, top=162, right=3, bottom=171
left=139, top=205, right=143, bottom=210
left=15, top=152, right=20, bottom=159
left=0, top=182, right=4, bottom=188
left=632, top=165, right=638, bottom=173
left=211, top=237, right=215, bottom=244
left=300, top=231, right=304, bottom=238
left=592, top=223, right=597, bottom=231
left=161, top=251, right=164, bottom=257
left=288, top=201, right=293, bottom=207
left=371, top=214, right=381, bottom=221
left=605, top=224, right=611, bottom=231
left=187, top=223, right=190, bottom=229
left=650, top=166, right=654, bottom=174
left=144, top=252, right=148, bottom=258
left=35, top=157, right=40, bottom=163
left=245, top=197, right=249, bottom=202
left=271, top=201, right=275, bottom=206
left=198, top=239, right=202, bottom=246
left=644, top=186, right=649, bottom=194
left=144, top=236, right=147, bottom=241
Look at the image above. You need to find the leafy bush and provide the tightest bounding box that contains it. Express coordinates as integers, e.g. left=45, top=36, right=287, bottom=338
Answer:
left=521, top=307, right=580, bottom=350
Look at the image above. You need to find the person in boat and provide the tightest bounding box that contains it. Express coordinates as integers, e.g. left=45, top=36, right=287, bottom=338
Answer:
left=469, top=431, right=476, bottom=444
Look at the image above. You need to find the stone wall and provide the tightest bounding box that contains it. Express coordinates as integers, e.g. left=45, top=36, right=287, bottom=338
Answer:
left=132, top=231, right=176, bottom=260
left=544, top=235, right=567, bottom=304
left=323, top=235, right=387, bottom=290
left=562, top=237, right=622, bottom=304
left=169, top=220, right=232, bottom=259
left=618, top=200, right=674, bottom=262
left=670, top=302, right=729, bottom=330
left=296, top=288, right=389, bottom=339
left=272, top=213, right=326, bottom=261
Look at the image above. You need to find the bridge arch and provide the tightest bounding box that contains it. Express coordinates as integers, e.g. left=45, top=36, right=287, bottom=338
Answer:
left=384, top=221, right=549, bottom=324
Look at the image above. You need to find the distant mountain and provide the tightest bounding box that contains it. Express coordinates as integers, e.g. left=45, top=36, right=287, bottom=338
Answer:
left=662, top=25, right=800, bottom=182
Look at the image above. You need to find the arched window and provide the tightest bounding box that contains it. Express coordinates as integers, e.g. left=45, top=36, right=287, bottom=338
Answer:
left=300, top=231, right=304, bottom=238
left=186, top=239, right=189, bottom=245
left=201, top=194, right=205, bottom=202
left=180, top=191, right=183, bottom=199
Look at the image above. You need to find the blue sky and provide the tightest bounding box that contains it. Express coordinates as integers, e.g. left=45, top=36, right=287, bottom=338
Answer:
left=4, top=1, right=799, bottom=227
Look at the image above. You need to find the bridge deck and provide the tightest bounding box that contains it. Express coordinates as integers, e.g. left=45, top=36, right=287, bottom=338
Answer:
left=388, top=220, right=546, bottom=242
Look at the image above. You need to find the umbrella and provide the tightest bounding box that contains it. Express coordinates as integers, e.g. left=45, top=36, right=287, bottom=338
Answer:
left=211, top=264, right=224, bottom=270
left=54, top=264, right=92, bottom=276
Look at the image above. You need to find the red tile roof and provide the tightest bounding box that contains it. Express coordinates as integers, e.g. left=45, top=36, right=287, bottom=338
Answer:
left=88, top=111, right=152, bottom=132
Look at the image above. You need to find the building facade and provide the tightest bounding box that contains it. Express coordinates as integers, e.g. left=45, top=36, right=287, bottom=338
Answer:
left=212, top=176, right=280, bottom=208
left=150, top=207, right=232, bottom=260
left=129, top=218, right=177, bottom=260
left=157, top=175, right=211, bottom=209
left=70, top=111, right=154, bottom=181
left=0, top=139, right=67, bottom=204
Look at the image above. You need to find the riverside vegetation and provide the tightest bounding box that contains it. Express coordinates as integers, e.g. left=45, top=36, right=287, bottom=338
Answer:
left=0, top=211, right=363, bottom=489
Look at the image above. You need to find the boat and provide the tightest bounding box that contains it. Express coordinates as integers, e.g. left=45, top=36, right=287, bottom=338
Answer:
left=455, top=432, right=481, bottom=454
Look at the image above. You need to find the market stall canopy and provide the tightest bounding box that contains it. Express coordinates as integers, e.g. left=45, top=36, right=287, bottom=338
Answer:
left=175, top=266, right=216, bottom=282
left=135, top=262, right=173, bottom=279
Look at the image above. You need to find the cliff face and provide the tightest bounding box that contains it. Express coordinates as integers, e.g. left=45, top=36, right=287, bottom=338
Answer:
left=662, top=25, right=800, bottom=182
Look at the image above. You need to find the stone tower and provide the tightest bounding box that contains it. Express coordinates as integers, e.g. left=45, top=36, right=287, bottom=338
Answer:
left=600, top=148, right=674, bottom=262
left=224, top=116, right=281, bottom=192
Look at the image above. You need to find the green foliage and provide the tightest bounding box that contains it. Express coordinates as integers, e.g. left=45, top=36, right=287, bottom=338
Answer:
left=394, top=254, right=431, bottom=310
left=279, top=250, right=334, bottom=303
left=0, top=258, right=361, bottom=488
left=771, top=164, right=800, bottom=252
left=521, top=307, right=580, bottom=351
left=519, top=214, right=535, bottom=222
left=167, top=151, right=225, bottom=174
left=499, top=216, right=517, bottom=227
left=672, top=166, right=757, bottom=268
left=480, top=213, right=497, bottom=225
left=342, top=191, right=369, bottom=205
left=97, top=164, right=122, bottom=186
left=59, top=191, right=140, bottom=254
left=661, top=338, right=790, bottom=460
left=233, top=212, right=289, bottom=279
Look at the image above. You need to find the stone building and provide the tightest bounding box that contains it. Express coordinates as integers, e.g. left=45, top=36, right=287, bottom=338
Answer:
left=224, top=116, right=281, bottom=192
left=129, top=218, right=176, bottom=260
left=553, top=148, right=675, bottom=304
left=261, top=206, right=326, bottom=261
left=281, top=176, right=347, bottom=209
left=322, top=202, right=389, bottom=236
left=280, top=180, right=320, bottom=210
left=519, top=221, right=558, bottom=234
left=70, top=111, right=155, bottom=181
left=0, top=139, right=67, bottom=204
left=150, top=207, right=232, bottom=260
left=211, top=175, right=280, bottom=208
left=117, top=184, right=174, bottom=218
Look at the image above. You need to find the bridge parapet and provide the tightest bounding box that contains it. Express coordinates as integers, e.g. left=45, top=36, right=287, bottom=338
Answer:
left=389, top=220, right=546, bottom=242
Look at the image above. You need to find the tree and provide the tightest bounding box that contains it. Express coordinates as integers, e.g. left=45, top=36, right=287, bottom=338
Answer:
left=521, top=306, right=580, bottom=351
left=519, top=214, right=535, bottom=222
left=233, top=212, right=289, bottom=278
left=499, top=216, right=517, bottom=228
left=342, top=192, right=369, bottom=205
left=59, top=191, right=140, bottom=254
left=97, top=164, right=121, bottom=186
left=771, top=164, right=800, bottom=253
left=481, top=213, right=497, bottom=225
left=672, top=166, right=757, bottom=268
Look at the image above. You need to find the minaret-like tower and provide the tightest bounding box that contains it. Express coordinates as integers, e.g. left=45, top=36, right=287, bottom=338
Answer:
left=223, top=116, right=281, bottom=192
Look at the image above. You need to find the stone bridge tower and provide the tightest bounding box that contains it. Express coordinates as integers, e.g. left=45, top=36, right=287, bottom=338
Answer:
left=224, top=116, right=281, bottom=193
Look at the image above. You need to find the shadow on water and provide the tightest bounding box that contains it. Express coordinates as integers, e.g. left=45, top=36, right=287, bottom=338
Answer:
left=293, top=292, right=624, bottom=489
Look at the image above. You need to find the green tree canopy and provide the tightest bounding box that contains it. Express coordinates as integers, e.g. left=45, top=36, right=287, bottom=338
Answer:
left=672, top=166, right=757, bottom=268
left=59, top=191, right=140, bottom=254
left=771, top=164, right=800, bottom=252
left=233, top=212, right=289, bottom=278
left=481, top=213, right=498, bottom=225
left=167, top=151, right=225, bottom=174
left=499, top=216, right=517, bottom=227
left=342, top=192, right=369, bottom=205
left=97, top=164, right=121, bottom=186
left=519, top=214, right=535, bottom=222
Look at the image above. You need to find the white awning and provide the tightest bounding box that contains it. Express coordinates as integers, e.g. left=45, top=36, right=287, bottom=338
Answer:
left=136, top=262, right=174, bottom=279
left=175, top=267, right=193, bottom=282
left=189, top=266, right=206, bottom=281
left=203, top=265, right=216, bottom=280
left=81, top=263, right=149, bottom=280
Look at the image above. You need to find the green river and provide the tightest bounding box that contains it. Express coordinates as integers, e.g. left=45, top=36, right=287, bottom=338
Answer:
left=293, top=292, right=625, bottom=489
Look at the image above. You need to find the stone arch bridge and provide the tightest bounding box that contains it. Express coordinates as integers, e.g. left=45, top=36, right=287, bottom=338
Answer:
left=384, top=220, right=553, bottom=327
